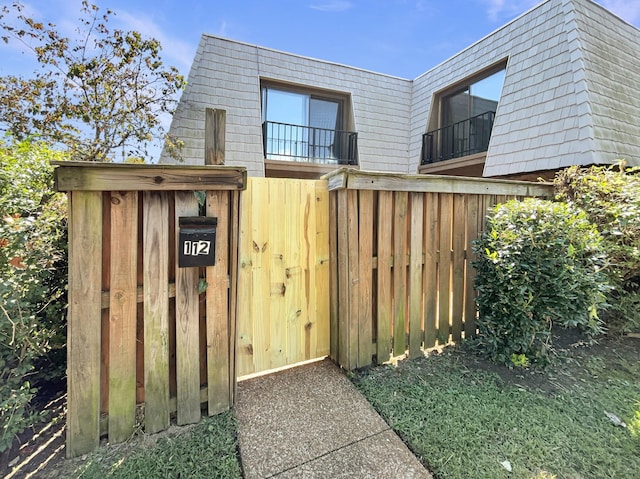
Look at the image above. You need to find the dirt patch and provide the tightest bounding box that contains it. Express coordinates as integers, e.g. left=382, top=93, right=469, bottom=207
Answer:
left=448, top=330, right=640, bottom=396
left=1, top=383, right=67, bottom=479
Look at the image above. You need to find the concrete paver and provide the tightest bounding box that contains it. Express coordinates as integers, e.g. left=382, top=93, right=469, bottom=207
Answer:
left=235, top=358, right=432, bottom=479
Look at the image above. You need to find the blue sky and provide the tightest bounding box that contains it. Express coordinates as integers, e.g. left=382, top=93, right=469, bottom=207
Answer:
left=2, top=0, right=640, bottom=80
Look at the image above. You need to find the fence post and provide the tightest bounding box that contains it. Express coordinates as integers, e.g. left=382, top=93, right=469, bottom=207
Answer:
left=205, top=108, right=226, bottom=165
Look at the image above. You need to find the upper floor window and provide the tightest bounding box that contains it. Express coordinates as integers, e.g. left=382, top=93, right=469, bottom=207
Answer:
left=261, top=83, right=357, bottom=165
left=422, top=65, right=506, bottom=164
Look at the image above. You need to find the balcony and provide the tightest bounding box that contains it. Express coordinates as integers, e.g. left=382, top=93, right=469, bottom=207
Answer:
left=262, top=121, right=358, bottom=166
left=421, top=111, right=495, bottom=165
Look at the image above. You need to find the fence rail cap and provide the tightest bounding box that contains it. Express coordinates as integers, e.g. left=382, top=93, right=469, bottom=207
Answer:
left=52, top=161, right=247, bottom=192
left=323, top=167, right=554, bottom=197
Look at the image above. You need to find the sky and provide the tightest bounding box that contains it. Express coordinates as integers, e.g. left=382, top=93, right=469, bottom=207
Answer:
left=2, top=0, right=640, bottom=81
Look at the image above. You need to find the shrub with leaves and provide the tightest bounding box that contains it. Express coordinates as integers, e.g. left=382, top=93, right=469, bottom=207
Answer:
left=0, top=138, right=68, bottom=452
left=472, top=198, right=608, bottom=365
left=555, top=164, right=640, bottom=333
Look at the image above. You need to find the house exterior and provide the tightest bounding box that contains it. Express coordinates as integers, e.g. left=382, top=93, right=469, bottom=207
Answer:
left=162, top=0, right=640, bottom=180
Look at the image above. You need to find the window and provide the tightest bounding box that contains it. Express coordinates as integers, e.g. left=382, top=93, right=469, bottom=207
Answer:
left=423, top=66, right=506, bottom=164
left=261, top=84, right=356, bottom=165
left=441, top=69, right=505, bottom=126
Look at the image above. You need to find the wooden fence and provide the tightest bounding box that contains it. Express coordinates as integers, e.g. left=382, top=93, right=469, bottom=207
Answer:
left=55, top=162, right=245, bottom=458
left=236, top=178, right=330, bottom=377
left=326, top=169, right=554, bottom=370
left=57, top=162, right=557, bottom=458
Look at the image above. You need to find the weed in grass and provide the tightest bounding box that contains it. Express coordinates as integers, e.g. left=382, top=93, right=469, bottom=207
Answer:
left=353, top=341, right=640, bottom=479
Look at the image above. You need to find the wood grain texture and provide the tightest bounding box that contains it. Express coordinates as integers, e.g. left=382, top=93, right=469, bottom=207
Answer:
left=423, top=193, right=439, bottom=349
left=315, top=182, right=330, bottom=358
left=143, top=191, right=170, bottom=434
left=346, top=189, right=360, bottom=370
left=465, top=194, right=480, bottom=338
left=329, top=191, right=339, bottom=362
left=284, top=181, right=303, bottom=367
left=323, top=168, right=554, bottom=197
left=107, top=191, right=139, bottom=443
left=205, top=191, right=230, bottom=415
left=392, top=191, right=408, bottom=357
left=249, top=179, right=274, bottom=372
left=205, top=108, right=226, bottom=166
left=54, top=163, right=246, bottom=192
left=228, top=190, right=240, bottom=404
left=337, top=189, right=350, bottom=369
left=235, top=178, right=329, bottom=376
left=66, top=191, right=103, bottom=458
left=451, top=194, right=466, bottom=343
left=438, top=194, right=453, bottom=344
left=408, top=193, right=424, bottom=359
left=376, top=191, right=393, bottom=363
left=236, top=180, right=254, bottom=376
left=174, top=192, right=201, bottom=425
left=357, top=190, right=373, bottom=368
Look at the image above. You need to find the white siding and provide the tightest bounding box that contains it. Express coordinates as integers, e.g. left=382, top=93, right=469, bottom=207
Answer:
left=164, top=0, right=640, bottom=177
left=162, top=36, right=412, bottom=175
left=574, top=0, right=640, bottom=167
left=412, top=0, right=595, bottom=176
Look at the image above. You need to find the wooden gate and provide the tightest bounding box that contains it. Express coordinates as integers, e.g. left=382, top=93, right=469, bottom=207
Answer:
left=236, top=178, right=330, bottom=377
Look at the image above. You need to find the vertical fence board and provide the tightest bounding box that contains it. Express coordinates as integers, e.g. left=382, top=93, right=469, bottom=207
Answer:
left=251, top=180, right=272, bottom=373
left=206, top=191, right=230, bottom=415
left=329, top=192, right=339, bottom=362
left=438, top=193, right=453, bottom=344
left=337, top=189, right=350, bottom=368
left=236, top=182, right=254, bottom=376
left=358, top=190, right=374, bottom=368
left=346, top=189, right=360, bottom=370
left=135, top=203, right=145, bottom=405
left=286, top=181, right=303, bottom=365
left=315, top=182, right=330, bottom=357
left=100, top=193, right=111, bottom=415
left=376, top=191, right=393, bottom=364
left=423, top=193, right=439, bottom=348
left=229, top=190, right=240, bottom=404
left=451, top=194, right=466, bottom=342
left=174, top=192, right=201, bottom=425
left=409, top=193, right=424, bottom=359
left=267, top=180, right=287, bottom=370
left=302, top=181, right=318, bottom=361
left=143, top=191, right=170, bottom=434
left=67, top=191, right=103, bottom=458
left=392, top=192, right=408, bottom=356
left=464, top=195, right=480, bottom=338
left=108, top=191, right=138, bottom=443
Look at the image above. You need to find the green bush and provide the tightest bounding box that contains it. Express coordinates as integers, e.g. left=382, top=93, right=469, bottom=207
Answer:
left=555, top=164, right=640, bottom=333
left=0, top=138, right=68, bottom=452
left=472, top=198, right=608, bottom=365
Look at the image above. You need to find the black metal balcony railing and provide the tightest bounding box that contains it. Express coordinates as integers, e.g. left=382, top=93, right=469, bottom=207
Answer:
left=262, top=121, right=358, bottom=166
left=421, top=111, right=496, bottom=165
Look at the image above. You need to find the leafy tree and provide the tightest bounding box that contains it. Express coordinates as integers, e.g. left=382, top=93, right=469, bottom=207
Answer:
left=0, top=1, right=186, bottom=162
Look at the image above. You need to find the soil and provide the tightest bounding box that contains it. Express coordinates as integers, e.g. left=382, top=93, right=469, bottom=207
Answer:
left=450, top=329, right=640, bottom=396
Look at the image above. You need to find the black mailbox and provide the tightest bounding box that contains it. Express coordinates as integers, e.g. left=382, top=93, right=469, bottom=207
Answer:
left=178, top=217, right=217, bottom=268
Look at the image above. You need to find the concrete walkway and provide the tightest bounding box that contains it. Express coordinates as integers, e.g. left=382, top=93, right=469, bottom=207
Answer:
left=235, top=358, right=432, bottom=479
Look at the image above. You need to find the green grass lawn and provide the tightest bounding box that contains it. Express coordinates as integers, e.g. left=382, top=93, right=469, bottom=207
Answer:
left=61, top=411, right=242, bottom=479
left=353, top=337, right=640, bottom=479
